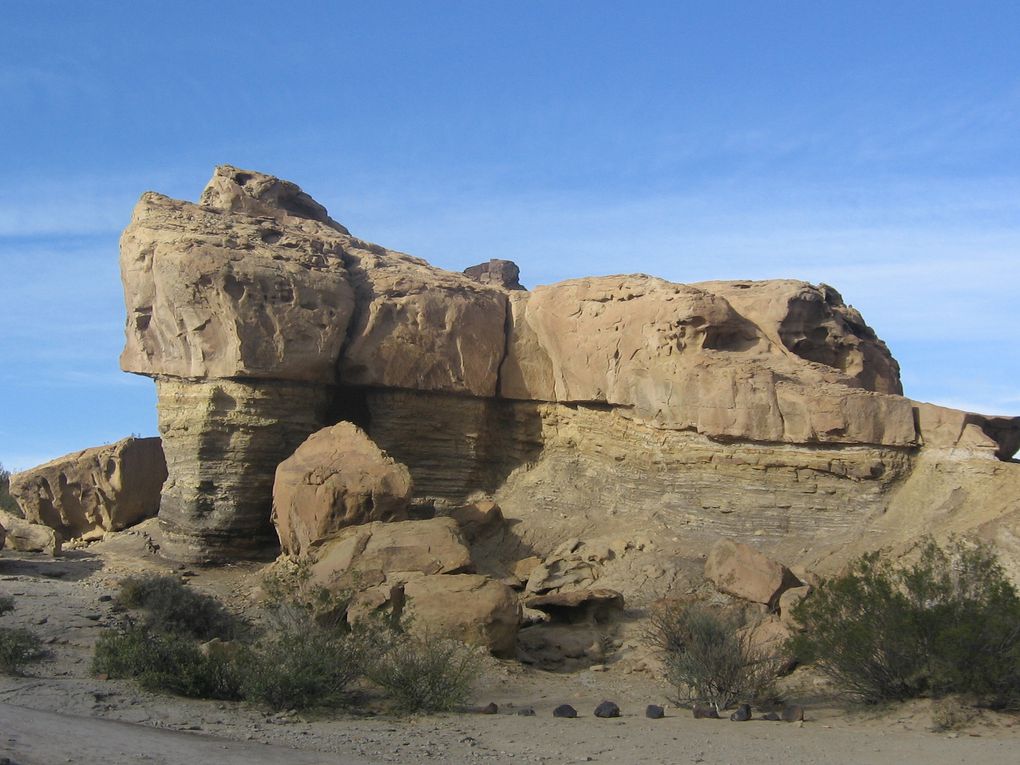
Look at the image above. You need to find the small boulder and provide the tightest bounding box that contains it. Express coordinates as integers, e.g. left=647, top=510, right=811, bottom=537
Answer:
left=273, top=422, right=413, bottom=555
left=693, top=704, right=720, bottom=719
left=553, top=704, right=578, bottom=718
left=449, top=499, right=504, bottom=542
left=645, top=704, right=665, bottom=719
left=463, top=259, right=525, bottom=290
left=402, top=574, right=521, bottom=659
left=525, top=557, right=599, bottom=594
left=516, top=707, right=536, bottom=716
left=594, top=700, right=621, bottom=718
left=782, top=704, right=805, bottom=722
left=730, top=703, right=751, bottom=721
left=704, top=538, right=801, bottom=608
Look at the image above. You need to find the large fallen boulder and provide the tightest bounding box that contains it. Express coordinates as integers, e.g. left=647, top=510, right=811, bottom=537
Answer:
left=272, top=422, right=413, bottom=556
left=8, top=437, right=166, bottom=541
left=0, top=510, right=61, bottom=555
left=705, top=538, right=801, bottom=608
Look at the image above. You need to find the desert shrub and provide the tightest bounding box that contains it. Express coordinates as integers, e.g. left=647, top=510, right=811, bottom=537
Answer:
left=0, top=628, right=44, bottom=674
left=649, top=601, right=785, bottom=711
left=0, top=596, right=44, bottom=675
left=92, top=624, right=243, bottom=699
left=239, top=625, right=378, bottom=711
left=368, top=634, right=480, bottom=713
left=790, top=539, right=1020, bottom=707
left=117, top=574, right=240, bottom=640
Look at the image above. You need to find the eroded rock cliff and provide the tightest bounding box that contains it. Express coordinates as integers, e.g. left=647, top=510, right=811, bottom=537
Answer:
left=119, top=165, right=1020, bottom=570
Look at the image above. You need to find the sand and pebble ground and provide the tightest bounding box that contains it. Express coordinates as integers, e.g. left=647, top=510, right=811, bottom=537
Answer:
left=2, top=531, right=1019, bottom=765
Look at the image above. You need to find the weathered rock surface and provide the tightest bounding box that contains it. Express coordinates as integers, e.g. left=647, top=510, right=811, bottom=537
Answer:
left=116, top=165, right=1020, bottom=583
left=155, top=378, right=332, bottom=562
left=272, top=422, right=412, bottom=556
left=308, top=517, right=474, bottom=591
left=705, top=539, right=801, bottom=607
left=402, top=573, right=520, bottom=658
left=0, top=510, right=61, bottom=555
left=524, top=588, right=624, bottom=624
left=8, top=437, right=166, bottom=541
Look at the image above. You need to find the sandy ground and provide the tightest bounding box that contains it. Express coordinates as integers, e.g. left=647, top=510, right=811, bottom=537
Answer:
left=2, top=532, right=1019, bottom=765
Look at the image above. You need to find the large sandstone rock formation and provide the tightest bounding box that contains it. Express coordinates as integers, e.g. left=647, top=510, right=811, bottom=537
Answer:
left=119, top=165, right=1020, bottom=580
left=8, top=437, right=166, bottom=541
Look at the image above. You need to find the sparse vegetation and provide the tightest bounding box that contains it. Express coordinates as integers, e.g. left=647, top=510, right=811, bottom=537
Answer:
left=790, top=539, right=1020, bottom=708
left=649, top=601, right=786, bottom=711
left=367, top=633, right=480, bottom=713
left=94, top=565, right=477, bottom=713
left=93, top=625, right=243, bottom=699
left=116, top=574, right=241, bottom=640
left=0, top=596, right=45, bottom=675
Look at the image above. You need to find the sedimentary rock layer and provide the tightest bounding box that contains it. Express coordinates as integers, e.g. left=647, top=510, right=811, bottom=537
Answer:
left=155, top=378, right=331, bottom=562
left=117, top=165, right=1020, bottom=565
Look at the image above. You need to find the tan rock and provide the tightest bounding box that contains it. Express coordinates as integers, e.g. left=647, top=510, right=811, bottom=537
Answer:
left=309, top=517, right=473, bottom=590
left=448, top=499, right=504, bottom=542
left=0, top=510, right=61, bottom=555
left=155, top=378, right=332, bottom=563
left=463, top=259, right=525, bottom=290
left=705, top=538, right=801, bottom=607
left=778, top=585, right=812, bottom=629
left=402, top=574, right=520, bottom=658
left=914, top=401, right=1020, bottom=460
left=120, top=185, right=355, bottom=383
left=524, top=588, right=624, bottom=624
left=512, top=556, right=543, bottom=582
left=525, top=556, right=600, bottom=594
left=8, top=437, right=166, bottom=540
left=738, top=615, right=793, bottom=655
left=272, top=422, right=412, bottom=556
left=695, top=280, right=902, bottom=394
left=337, top=241, right=507, bottom=397
left=500, top=275, right=916, bottom=446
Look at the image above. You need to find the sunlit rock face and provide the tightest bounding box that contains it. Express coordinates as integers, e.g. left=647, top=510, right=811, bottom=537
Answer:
left=119, top=165, right=1020, bottom=565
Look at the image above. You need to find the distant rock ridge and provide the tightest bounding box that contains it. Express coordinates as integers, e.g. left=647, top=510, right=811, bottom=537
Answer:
left=116, top=166, right=1020, bottom=563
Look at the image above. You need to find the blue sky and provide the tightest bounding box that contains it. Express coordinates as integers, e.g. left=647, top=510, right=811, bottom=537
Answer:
left=2, top=1, right=1018, bottom=471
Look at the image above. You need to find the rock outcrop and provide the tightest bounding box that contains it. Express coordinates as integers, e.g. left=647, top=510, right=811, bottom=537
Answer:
left=8, top=437, right=166, bottom=541
left=118, top=165, right=1020, bottom=578
left=464, top=259, right=525, bottom=290
left=705, top=538, right=802, bottom=608
left=272, top=422, right=413, bottom=556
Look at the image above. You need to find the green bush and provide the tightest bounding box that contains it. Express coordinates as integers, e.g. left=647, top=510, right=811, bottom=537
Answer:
left=368, top=634, right=479, bottom=713
left=0, top=595, right=44, bottom=675
left=93, top=624, right=243, bottom=699
left=117, top=574, right=240, bottom=640
left=239, top=625, right=375, bottom=711
left=649, top=601, right=785, bottom=711
left=790, top=539, right=1020, bottom=708
left=0, top=628, right=44, bottom=674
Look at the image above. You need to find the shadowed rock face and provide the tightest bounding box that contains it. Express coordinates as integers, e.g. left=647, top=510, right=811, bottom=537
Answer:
left=118, top=165, right=1020, bottom=564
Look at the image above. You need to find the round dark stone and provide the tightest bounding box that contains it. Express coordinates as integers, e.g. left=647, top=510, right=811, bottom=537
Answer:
left=729, top=703, right=751, bottom=721
left=645, top=704, right=665, bottom=719
left=553, top=704, right=578, bottom=718
left=594, top=700, right=621, bottom=718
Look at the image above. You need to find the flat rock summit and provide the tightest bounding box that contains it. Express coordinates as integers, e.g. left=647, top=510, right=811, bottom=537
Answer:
left=5, top=165, right=1020, bottom=662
